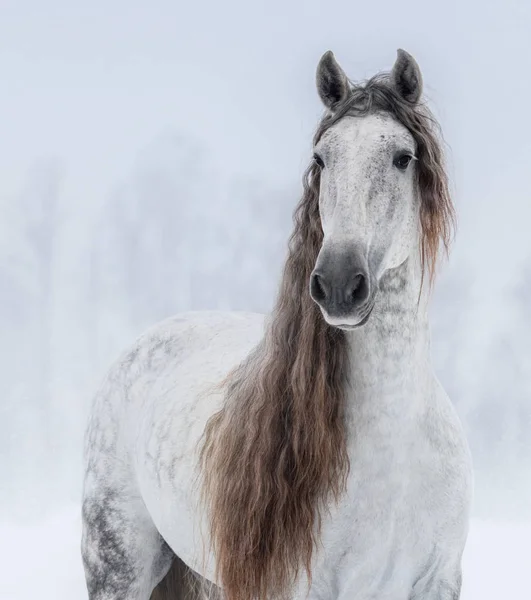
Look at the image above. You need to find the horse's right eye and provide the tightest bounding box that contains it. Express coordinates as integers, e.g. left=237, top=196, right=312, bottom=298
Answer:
left=313, top=153, right=325, bottom=169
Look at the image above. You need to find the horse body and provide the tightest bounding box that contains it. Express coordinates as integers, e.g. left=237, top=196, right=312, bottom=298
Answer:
left=83, top=269, right=471, bottom=599
left=82, top=49, right=473, bottom=600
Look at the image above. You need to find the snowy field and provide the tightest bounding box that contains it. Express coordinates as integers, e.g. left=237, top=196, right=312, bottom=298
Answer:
left=0, top=505, right=529, bottom=599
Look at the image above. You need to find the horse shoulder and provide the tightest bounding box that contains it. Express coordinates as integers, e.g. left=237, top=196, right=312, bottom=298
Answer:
left=85, top=309, right=265, bottom=517
left=122, top=311, right=265, bottom=578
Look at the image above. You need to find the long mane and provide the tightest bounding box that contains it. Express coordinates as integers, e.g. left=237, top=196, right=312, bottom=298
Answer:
left=199, top=72, right=455, bottom=600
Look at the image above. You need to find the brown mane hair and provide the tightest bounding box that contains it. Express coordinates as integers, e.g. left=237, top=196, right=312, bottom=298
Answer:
left=199, top=72, right=455, bottom=600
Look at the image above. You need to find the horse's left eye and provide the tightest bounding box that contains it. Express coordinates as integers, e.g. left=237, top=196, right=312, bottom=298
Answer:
left=394, top=154, right=413, bottom=170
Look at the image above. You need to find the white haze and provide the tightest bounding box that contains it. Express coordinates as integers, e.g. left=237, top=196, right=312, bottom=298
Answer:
left=0, top=0, right=530, bottom=597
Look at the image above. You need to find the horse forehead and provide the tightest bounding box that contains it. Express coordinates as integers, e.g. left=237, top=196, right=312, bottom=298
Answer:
left=322, top=114, right=413, bottom=155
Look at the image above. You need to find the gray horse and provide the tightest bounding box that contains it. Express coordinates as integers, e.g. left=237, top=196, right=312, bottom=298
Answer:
left=82, top=49, right=472, bottom=600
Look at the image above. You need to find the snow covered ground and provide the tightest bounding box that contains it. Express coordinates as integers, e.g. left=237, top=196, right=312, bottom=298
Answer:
left=0, top=506, right=529, bottom=599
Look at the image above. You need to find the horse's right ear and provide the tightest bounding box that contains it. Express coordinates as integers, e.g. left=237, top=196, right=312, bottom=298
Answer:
left=316, top=51, right=350, bottom=110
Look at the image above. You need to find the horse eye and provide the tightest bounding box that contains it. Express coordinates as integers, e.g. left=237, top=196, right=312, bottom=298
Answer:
left=394, top=153, right=413, bottom=170
left=313, top=153, right=325, bottom=169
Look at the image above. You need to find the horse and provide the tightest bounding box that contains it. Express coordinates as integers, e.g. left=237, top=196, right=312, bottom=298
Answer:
left=81, top=49, right=473, bottom=600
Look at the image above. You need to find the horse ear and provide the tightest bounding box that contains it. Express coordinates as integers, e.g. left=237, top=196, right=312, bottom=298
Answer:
left=316, top=51, right=350, bottom=110
left=391, top=49, right=423, bottom=104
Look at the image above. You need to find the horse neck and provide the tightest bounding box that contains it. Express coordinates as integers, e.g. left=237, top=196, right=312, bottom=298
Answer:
left=345, top=253, right=431, bottom=401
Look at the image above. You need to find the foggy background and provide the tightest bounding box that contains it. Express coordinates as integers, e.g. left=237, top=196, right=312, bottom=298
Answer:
left=1, top=0, right=530, bottom=597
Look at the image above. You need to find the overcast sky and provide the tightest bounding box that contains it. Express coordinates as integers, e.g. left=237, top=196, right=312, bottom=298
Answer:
left=1, top=0, right=530, bottom=303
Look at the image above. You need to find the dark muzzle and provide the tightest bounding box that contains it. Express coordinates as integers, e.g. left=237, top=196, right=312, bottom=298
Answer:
left=310, top=247, right=371, bottom=318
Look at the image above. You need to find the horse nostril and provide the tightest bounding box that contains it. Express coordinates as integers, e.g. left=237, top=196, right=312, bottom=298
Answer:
left=310, top=272, right=329, bottom=303
left=348, top=273, right=368, bottom=304
left=350, top=274, right=363, bottom=295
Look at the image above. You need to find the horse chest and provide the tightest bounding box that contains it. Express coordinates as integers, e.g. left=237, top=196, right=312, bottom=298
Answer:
left=304, top=387, right=471, bottom=599
left=131, top=316, right=471, bottom=599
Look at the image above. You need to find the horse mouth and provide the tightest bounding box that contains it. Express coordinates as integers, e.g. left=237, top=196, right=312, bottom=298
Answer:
left=335, top=302, right=375, bottom=331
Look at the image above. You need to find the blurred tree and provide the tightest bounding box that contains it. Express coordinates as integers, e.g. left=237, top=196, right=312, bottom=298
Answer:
left=88, top=132, right=297, bottom=371
left=0, top=160, right=63, bottom=511
left=88, top=133, right=213, bottom=369
left=430, top=262, right=473, bottom=416
left=19, top=161, right=62, bottom=418
left=472, top=261, right=531, bottom=474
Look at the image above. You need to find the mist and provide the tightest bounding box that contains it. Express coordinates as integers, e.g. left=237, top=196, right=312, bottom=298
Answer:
left=0, top=1, right=530, bottom=598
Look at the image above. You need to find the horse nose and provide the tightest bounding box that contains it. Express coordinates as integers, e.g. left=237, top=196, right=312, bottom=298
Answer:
left=311, top=270, right=369, bottom=307
left=310, top=256, right=370, bottom=317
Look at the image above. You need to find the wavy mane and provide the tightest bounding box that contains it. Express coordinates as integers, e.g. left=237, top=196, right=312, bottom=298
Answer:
left=199, top=72, right=455, bottom=600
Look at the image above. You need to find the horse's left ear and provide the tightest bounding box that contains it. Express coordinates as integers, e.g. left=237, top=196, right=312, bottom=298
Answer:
left=391, top=49, right=423, bottom=104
